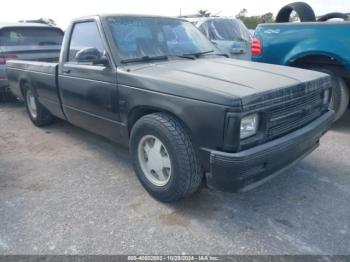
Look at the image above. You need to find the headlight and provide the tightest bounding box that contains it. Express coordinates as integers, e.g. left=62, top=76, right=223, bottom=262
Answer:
left=323, top=89, right=330, bottom=105
left=240, top=114, right=259, bottom=139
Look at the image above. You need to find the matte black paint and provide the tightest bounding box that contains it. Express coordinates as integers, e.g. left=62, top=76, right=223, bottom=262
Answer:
left=6, top=15, right=334, bottom=192
left=208, top=111, right=334, bottom=192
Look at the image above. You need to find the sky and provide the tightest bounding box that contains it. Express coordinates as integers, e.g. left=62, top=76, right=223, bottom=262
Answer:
left=1, top=0, right=349, bottom=29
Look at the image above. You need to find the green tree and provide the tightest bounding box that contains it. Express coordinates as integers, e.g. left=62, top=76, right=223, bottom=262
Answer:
left=236, top=9, right=274, bottom=29
left=197, top=9, right=211, bottom=17
left=236, top=9, right=248, bottom=19
left=261, top=13, right=274, bottom=23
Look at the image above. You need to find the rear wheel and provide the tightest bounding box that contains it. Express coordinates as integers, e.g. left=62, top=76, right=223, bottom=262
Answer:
left=24, top=83, right=54, bottom=126
left=130, top=113, right=202, bottom=202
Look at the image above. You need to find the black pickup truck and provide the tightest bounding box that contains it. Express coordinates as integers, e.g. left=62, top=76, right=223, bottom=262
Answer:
left=7, top=15, right=335, bottom=202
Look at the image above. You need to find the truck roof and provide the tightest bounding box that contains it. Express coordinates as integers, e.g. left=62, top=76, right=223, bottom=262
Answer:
left=184, top=17, right=242, bottom=27
left=0, top=22, right=60, bottom=30
left=72, top=14, right=186, bottom=22
left=184, top=16, right=239, bottom=21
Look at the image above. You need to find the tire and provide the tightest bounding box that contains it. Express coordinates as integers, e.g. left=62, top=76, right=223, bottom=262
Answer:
left=23, top=83, right=54, bottom=126
left=130, top=113, right=202, bottom=202
left=317, top=13, right=348, bottom=22
left=276, top=2, right=316, bottom=23
left=306, top=67, right=349, bottom=121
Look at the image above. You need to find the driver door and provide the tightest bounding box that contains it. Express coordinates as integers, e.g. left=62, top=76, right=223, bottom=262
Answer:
left=59, top=21, right=121, bottom=141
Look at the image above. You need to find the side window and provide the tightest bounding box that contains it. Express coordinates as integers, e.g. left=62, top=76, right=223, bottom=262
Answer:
left=68, top=22, right=104, bottom=63
left=198, top=23, right=211, bottom=40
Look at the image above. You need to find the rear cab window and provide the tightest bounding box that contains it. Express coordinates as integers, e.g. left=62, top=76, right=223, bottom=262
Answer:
left=0, top=27, right=63, bottom=46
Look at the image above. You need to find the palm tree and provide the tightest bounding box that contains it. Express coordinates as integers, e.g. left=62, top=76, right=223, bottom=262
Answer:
left=19, top=18, right=56, bottom=26
left=197, top=10, right=211, bottom=17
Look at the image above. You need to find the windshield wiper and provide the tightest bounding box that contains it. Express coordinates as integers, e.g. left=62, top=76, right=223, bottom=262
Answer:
left=181, top=50, right=214, bottom=58
left=215, top=53, right=229, bottom=58
left=38, top=41, right=60, bottom=46
left=121, top=55, right=168, bottom=64
left=175, top=55, right=196, bottom=60
left=182, top=50, right=230, bottom=59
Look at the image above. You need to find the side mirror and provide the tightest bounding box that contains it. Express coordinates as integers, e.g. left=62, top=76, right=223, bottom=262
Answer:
left=75, top=48, right=109, bottom=66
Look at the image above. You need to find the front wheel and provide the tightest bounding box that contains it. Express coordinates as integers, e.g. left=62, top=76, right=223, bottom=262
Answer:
left=24, top=84, right=54, bottom=126
left=130, top=113, right=203, bottom=202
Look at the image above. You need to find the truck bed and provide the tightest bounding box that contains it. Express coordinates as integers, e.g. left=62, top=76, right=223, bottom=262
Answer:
left=6, top=60, right=64, bottom=119
left=7, top=60, right=59, bottom=75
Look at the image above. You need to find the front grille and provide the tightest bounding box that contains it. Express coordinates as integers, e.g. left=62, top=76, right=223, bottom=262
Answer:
left=265, top=91, right=325, bottom=141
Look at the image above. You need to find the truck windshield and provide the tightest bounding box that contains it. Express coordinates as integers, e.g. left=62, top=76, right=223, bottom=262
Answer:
left=107, top=17, right=219, bottom=61
left=0, top=27, right=63, bottom=46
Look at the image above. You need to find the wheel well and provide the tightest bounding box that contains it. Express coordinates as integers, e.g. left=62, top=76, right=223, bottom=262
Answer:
left=127, top=106, right=203, bottom=171
left=127, top=106, right=191, bottom=134
left=290, top=55, right=349, bottom=79
left=19, top=79, right=28, bottom=99
left=127, top=106, right=196, bottom=143
left=128, top=107, right=159, bottom=133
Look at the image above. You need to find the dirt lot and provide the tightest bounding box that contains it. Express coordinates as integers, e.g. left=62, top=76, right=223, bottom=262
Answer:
left=0, top=101, right=350, bottom=255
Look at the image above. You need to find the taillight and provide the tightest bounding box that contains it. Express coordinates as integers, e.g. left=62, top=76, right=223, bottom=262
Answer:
left=251, top=38, right=262, bottom=56
left=0, top=55, right=17, bottom=65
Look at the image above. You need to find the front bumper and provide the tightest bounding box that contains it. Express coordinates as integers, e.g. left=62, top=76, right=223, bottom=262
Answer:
left=206, top=111, right=335, bottom=192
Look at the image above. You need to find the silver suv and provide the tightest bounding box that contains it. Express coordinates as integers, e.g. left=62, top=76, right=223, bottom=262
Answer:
left=0, top=23, right=63, bottom=101
left=184, top=17, right=252, bottom=60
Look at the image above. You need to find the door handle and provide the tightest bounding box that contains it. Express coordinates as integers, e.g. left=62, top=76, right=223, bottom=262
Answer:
left=62, top=69, right=71, bottom=74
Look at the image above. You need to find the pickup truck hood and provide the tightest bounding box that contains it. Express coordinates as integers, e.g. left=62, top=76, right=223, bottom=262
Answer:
left=118, top=57, right=330, bottom=110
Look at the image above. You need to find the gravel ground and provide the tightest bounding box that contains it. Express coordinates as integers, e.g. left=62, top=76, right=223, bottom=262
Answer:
left=0, top=101, right=349, bottom=255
